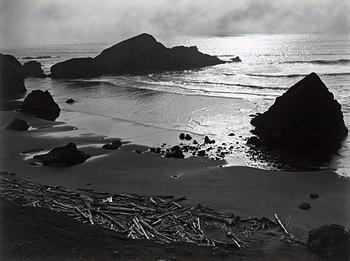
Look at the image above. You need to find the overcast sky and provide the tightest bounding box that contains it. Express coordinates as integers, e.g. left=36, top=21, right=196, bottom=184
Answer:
left=0, top=0, right=349, bottom=48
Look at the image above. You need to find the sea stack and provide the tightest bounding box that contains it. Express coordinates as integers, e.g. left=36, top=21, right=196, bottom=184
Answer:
left=23, top=61, right=46, bottom=78
left=21, top=90, right=61, bottom=121
left=50, top=33, right=225, bottom=79
left=249, top=72, right=348, bottom=152
left=0, top=53, right=26, bottom=99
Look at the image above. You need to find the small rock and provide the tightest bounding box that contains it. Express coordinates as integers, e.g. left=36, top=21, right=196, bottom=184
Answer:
left=179, top=133, right=185, bottom=140
left=310, top=193, right=320, bottom=199
left=33, top=142, right=90, bottom=167
left=102, top=140, right=122, bottom=150
left=228, top=133, right=235, bottom=136
left=66, top=98, right=75, bottom=104
left=197, top=150, right=205, bottom=157
left=6, top=118, right=29, bottom=131
left=185, top=134, right=192, bottom=140
left=299, top=202, right=311, bottom=210
left=231, top=56, right=241, bottom=62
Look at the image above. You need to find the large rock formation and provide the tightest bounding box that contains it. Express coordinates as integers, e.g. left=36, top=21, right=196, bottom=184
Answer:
left=249, top=73, right=348, bottom=152
left=33, top=143, right=91, bottom=167
left=0, top=53, right=26, bottom=99
left=50, top=33, right=224, bottom=78
left=23, top=61, right=46, bottom=78
left=307, top=224, right=349, bottom=257
left=21, top=90, right=60, bottom=121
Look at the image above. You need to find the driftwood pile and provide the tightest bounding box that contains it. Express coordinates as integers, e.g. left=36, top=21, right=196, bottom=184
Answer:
left=0, top=176, right=292, bottom=249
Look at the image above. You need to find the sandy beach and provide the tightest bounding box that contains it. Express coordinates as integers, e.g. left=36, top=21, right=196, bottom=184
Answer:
left=1, top=109, right=349, bottom=248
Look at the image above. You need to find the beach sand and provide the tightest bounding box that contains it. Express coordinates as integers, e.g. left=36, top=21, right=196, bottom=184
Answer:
left=1, top=110, right=349, bottom=259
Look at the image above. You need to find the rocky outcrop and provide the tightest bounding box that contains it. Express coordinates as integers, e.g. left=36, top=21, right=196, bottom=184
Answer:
left=102, top=140, right=122, bottom=150
left=23, top=61, right=46, bottom=78
left=21, top=90, right=60, bottom=121
left=50, top=58, right=101, bottom=79
left=0, top=53, right=26, bottom=99
left=33, top=142, right=91, bottom=167
left=249, top=73, right=348, bottom=152
left=307, top=224, right=349, bottom=257
left=6, top=118, right=29, bottom=131
left=50, top=33, right=225, bottom=79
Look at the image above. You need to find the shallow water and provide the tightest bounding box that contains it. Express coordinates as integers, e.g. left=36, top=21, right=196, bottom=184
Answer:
left=3, top=34, right=350, bottom=175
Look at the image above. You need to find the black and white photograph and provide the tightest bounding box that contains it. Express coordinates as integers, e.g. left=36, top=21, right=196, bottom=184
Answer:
left=0, top=0, right=349, bottom=260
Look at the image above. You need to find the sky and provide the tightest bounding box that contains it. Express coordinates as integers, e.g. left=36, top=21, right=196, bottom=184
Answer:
left=0, top=0, right=349, bottom=48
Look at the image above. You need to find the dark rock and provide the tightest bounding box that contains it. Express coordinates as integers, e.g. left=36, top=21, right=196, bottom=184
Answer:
left=310, top=193, right=320, bottom=199
left=33, top=142, right=91, bottom=167
left=193, top=140, right=198, bottom=145
left=50, top=33, right=225, bottom=79
left=102, top=140, right=122, bottom=150
left=149, top=147, right=161, bottom=153
left=185, top=134, right=192, bottom=140
left=6, top=118, right=29, bottom=131
left=0, top=53, right=26, bottom=99
left=165, top=146, right=184, bottom=159
left=23, top=61, right=46, bottom=78
left=66, top=98, right=75, bottom=104
left=21, top=90, right=60, bottom=121
left=250, top=73, right=348, bottom=152
left=179, top=133, right=185, bottom=140
left=228, top=133, right=235, bottom=136
left=247, top=136, right=260, bottom=146
left=204, top=136, right=215, bottom=144
left=197, top=150, right=206, bottom=157
left=50, top=58, right=101, bottom=79
left=307, top=224, right=349, bottom=257
left=299, top=202, right=311, bottom=210
left=231, top=56, right=241, bottom=62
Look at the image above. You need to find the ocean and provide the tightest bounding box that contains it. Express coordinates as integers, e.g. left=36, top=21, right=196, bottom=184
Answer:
left=4, top=34, right=350, bottom=176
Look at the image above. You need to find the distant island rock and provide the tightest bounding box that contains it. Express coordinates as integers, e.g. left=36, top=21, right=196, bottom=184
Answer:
left=21, top=90, right=60, bottom=121
left=249, top=72, right=348, bottom=152
left=23, top=61, right=46, bottom=78
left=49, top=33, right=225, bottom=79
left=0, top=53, right=27, bottom=99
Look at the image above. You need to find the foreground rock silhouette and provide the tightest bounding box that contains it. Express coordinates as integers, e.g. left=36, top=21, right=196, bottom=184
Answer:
left=21, top=90, right=60, bottom=121
left=307, top=224, right=349, bottom=258
left=23, top=61, right=46, bottom=78
left=33, top=143, right=91, bottom=167
left=0, top=53, right=26, bottom=99
left=50, top=33, right=225, bottom=78
left=249, top=73, right=348, bottom=152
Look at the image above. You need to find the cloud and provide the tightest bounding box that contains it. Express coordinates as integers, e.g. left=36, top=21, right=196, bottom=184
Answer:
left=0, top=0, right=349, bottom=48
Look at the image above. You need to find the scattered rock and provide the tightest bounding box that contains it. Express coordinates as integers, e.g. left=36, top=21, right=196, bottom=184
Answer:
left=307, top=224, right=349, bottom=257
left=204, top=136, right=215, bottom=144
left=299, top=202, right=311, bottom=210
left=33, top=143, right=91, bottom=166
left=50, top=33, right=225, bottom=79
left=250, top=73, right=348, bottom=152
left=0, top=53, right=26, bottom=99
left=231, top=56, right=241, bottom=62
left=179, top=133, right=185, bottom=140
left=246, top=136, right=260, bottom=146
left=6, top=118, right=29, bottom=131
left=165, top=146, right=184, bottom=159
left=150, top=147, right=161, bottom=153
left=102, top=140, right=122, bottom=150
left=21, top=90, right=60, bottom=121
left=185, top=134, right=192, bottom=140
left=23, top=61, right=46, bottom=78
left=65, top=98, right=75, bottom=104
left=197, top=150, right=206, bottom=157
left=310, top=193, right=320, bottom=199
